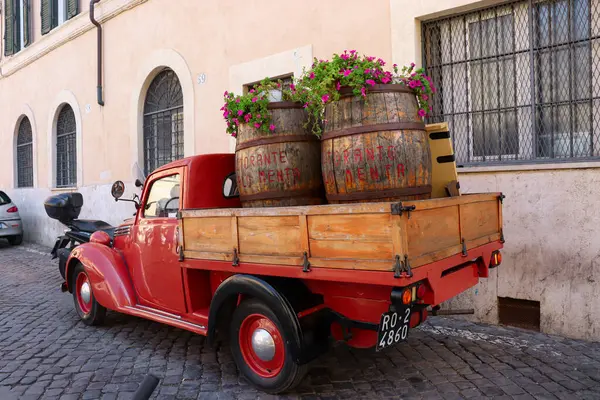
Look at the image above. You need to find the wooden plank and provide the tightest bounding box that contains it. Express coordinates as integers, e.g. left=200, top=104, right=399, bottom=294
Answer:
left=308, top=214, right=392, bottom=242
left=238, top=216, right=301, bottom=256
left=299, top=215, right=310, bottom=255
left=309, top=239, right=393, bottom=260
left=183, top=217, right=232, bottom=253
left=407, top=206, right=461, bottom=257
left=426, top=122, right=460, bottom=199
left=460, top=200, right=500, bottom=241
left=231, top=216, right=239, bottom=252
left=181, top=193, right=502, bottom=219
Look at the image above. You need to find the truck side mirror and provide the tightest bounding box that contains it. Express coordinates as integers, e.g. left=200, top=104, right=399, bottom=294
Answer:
left=111, top=180, right=125, bottom=200
left=223, top=173, right=239, bottom=199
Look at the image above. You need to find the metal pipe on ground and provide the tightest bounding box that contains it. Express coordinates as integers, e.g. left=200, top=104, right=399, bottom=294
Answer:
left=132, top=374, right=160, bottom=400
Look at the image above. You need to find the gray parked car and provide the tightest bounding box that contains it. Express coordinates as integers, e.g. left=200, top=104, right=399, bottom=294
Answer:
left=0, top=191, right=23, bottom=245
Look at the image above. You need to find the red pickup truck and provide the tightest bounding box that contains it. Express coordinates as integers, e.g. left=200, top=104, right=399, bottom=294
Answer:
left=47, top=153, right=503, bottom=394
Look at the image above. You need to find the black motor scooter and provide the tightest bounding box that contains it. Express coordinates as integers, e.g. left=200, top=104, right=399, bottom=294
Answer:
left=44, top=192, right=115, bottom=279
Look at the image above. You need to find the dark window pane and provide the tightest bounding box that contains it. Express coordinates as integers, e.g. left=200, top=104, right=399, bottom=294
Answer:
left=56, top=105, right=77, bottom=187
left=143, top=69, right=184, bottom=175
left=17, top=117, right=34, bottom=188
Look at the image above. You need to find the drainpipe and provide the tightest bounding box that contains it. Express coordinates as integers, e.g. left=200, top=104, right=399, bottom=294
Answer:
left=90, top=0, right=104, bottom=106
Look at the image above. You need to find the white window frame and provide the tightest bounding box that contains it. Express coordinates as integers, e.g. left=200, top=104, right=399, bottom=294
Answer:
left=57, top=0, right=67, bottom=25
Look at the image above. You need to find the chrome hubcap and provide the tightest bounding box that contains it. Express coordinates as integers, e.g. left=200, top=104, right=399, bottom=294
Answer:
left=80, top=282, right=91, bottom=304
left=251, top=328, right=276, bottom=361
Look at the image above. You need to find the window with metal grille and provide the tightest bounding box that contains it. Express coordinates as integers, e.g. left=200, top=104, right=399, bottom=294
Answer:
left=16, top=116, right=33, bottom=188
left=56, top=105, right=77, bottom=187
left=422, top=0, right=600, bottom=165
left=143, top=68, right=184, bottom=176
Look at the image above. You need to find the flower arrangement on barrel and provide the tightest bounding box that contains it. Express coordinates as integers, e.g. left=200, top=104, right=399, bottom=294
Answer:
left=221, top=50, right=437, bottom=208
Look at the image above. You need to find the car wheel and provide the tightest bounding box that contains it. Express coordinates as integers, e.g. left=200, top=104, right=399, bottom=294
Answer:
left=230, top=299, right=307, bottom=394
left=72, top=263, right=106, bottom=326
left=8, top=235, right=22, bottom=246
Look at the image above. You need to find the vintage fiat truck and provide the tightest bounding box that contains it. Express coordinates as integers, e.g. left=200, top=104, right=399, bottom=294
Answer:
left=50, top=127, right=504, bottom=393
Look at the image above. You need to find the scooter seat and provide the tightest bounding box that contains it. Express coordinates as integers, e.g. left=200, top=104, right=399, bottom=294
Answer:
left=70, top=219, right=115, bottom=238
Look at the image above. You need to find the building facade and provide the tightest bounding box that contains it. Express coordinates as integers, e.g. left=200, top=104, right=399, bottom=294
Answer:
left=1, top=0, right=599, bottom=341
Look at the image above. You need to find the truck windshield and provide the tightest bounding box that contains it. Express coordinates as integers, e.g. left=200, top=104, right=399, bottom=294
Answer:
left=0, top=191, right=11, bottom=206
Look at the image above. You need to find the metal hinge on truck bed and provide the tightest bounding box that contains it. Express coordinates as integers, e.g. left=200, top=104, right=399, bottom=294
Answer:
left=391, top=202, right=416, bottom=218
left=393, top=255, right=413, bottom=278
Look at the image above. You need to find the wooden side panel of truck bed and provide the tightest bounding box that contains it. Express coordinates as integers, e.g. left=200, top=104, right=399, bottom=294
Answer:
left=180, top=193, right=503, bottom=272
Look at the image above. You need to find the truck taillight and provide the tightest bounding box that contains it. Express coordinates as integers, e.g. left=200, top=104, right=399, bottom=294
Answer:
left=416, top=284, right=427, bottom=299
left=490, top=251, right=502, bottom=268
left=6, top=206, right=18, bottom=213
left=401, top=288, right=412, bottom=305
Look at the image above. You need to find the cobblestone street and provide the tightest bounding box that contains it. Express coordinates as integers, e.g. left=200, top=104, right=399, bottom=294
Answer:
left=1, top=242, right=600, bottom=400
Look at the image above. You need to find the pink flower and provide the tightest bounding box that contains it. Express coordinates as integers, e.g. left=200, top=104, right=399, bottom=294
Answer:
left=336, top=81, right=341, bottom=91
left=393, top=63, right=398, bottom=68
left=244, top=113, right=251, bottom=123
left=418, top=109, right=427, bottom=117
left=223, top=110, right=229, bottom=118
left=251, top=97, right=258, bottom=103
left=364, top=68, right=371, bottom=74
left=408, top=80, right=419, bottom=89
left=256, top=114, right=261, bottom=119
left=250, top=89, right=256, bottom=93
left=269, top=124, right=276, bottom=131
left=290, top=83, right=296, bottom=92
left=422, top=94, right=429, bottom=101
left=254, top=122, right=261, bottom=128
left=377, top=58, right=386, bottom=66
left=349, top=49, right=356, bottom=54
left=342, top=69, right=352, bottom=77
left=303, top=102, right=309, bottom=109
left=237, top=110, right=244, bottom=116
left=220, top=105, right=225, bottom=111
left=235, top=98, right=240, bottom=103
left=367, top=56, right=375, bottom=62
left=381, top=76, right=391, bottom=84
left=366, top=79, right=376, bottom=87
left=309, top=72, right=315, bottom=79
left=224, top=91, right=229, bottom=97
left=410, top=62, right=416, bottom=68
left=431, top=85, right=437, bottom=93
left=341, top=53, right=350, bottom=60
left=233, top=118, right=239, bottom=124
left=321, top=94, right=330, bottom=103
left=277, top=83, right=281, bottom=88
left=361, top=87, right=367, bottom=98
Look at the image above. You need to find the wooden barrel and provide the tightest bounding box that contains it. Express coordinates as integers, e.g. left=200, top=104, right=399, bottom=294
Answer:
left=321, top=84, right=432, bottom=203
left=235, top=102, right=325, bottom=208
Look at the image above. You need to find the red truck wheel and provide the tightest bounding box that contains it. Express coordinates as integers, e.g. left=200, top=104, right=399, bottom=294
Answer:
left=72, top=263, right=106, bottom=326
left=230, top=299, right=307, bottom=393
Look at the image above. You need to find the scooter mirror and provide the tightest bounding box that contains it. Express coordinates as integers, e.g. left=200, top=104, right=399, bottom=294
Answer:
left=111, top=180, right=125, bottom=200
left=135, top=179, right=143, bottom=188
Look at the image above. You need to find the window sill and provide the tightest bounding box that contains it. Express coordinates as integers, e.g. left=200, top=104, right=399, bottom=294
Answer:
left=51, top=187, right=78, bottom=192
left=458, top=160, right=600, bottom=174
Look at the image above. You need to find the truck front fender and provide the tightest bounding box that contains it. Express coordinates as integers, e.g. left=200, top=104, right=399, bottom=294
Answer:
left=66, top=243, right=136, bottom=311
left=207, top=274, right=306, bottom=363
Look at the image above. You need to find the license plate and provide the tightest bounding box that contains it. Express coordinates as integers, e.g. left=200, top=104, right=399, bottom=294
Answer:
left=376, top=307, right=411, bottom=351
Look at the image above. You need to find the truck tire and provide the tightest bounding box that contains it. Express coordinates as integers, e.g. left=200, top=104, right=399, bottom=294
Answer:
left=8, top=235, right=22, bottom=246
left=72, top=263, right=106, bottom=326
left=230, top=298, right=308, bottom=394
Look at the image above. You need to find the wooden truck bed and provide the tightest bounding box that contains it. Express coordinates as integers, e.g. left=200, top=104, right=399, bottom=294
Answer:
left=179, top=193, right=504, bottom=273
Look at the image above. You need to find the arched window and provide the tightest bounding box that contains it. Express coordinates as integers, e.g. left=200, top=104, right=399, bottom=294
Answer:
left=143, top=68, right=184, bottom=175
left=56, top=105, right=77, bottom=188
left=16, top=117, right=34, bottom=188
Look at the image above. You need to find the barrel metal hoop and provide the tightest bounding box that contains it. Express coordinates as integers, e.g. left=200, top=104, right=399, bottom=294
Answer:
left=326, top=185, right=432, bottom=202
left=267, top=101, right=305, bottom=110
left=235, top=134, right=319, bottom=151
left=337, top=84, right=415, bottom=97
left=239, top=188, right=323, bottom=202
left=322, top=122, right=426, bottom=140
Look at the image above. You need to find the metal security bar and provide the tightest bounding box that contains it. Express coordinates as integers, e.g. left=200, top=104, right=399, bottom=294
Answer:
left=56, top=105, right=77, bottom=188
left=422, top=0, right=600, bottom=165
left=143, top=69, right=184, bottom=175
left=16, top=117, right=34, bottom=188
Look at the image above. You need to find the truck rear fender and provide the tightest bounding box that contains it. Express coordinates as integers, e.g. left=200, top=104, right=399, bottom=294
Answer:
left=65, top=243, right=136, bottom=311
left=207, top=274, right=307, bottom=363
